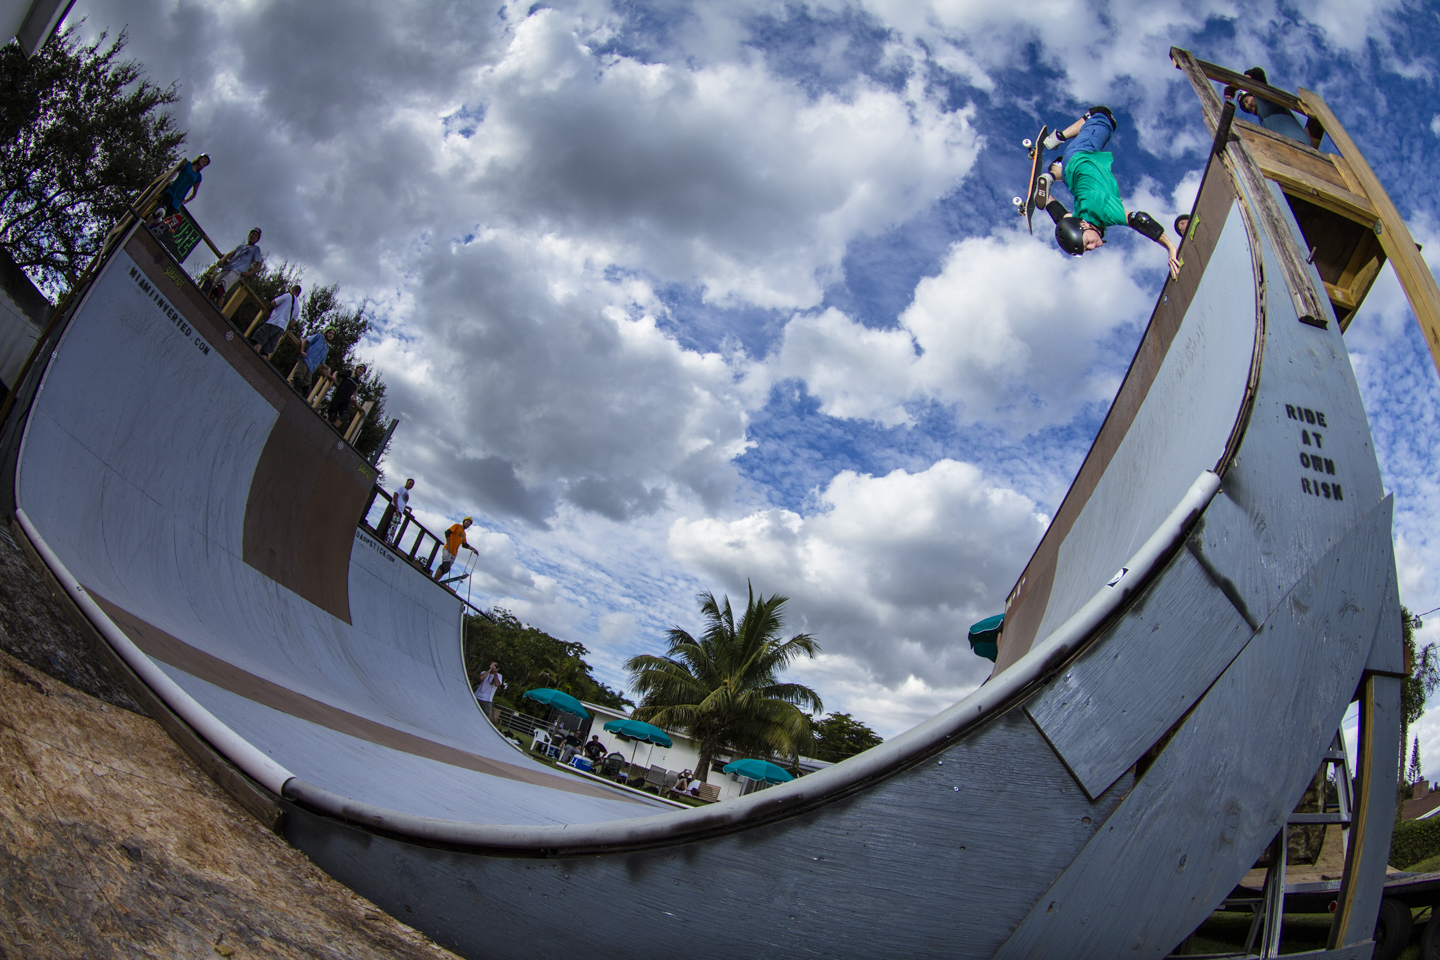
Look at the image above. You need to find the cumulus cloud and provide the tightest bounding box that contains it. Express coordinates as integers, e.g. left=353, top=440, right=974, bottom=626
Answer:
left=668, top=458, right=1048, bottom=696
left=852, top=0, right=1412, bottom=157
left=78, top=2, right=985, bottom=530
left=761, top=230, right=1153, bottom=432
left=449, top=9, right=983, bottom=308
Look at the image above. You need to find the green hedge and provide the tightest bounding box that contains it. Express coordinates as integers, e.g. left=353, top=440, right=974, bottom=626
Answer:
left=1390, top=816, right=1440, bottom=868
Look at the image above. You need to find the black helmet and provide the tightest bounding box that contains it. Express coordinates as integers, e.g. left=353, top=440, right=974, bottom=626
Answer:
left=1056, top=217, right=1086, bottom=256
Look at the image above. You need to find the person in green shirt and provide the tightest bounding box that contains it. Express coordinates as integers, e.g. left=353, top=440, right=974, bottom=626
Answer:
left=1033, top=107, right=1181, bottom=281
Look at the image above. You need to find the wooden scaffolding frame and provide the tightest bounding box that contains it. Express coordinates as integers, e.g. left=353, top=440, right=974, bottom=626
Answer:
left=1172, top=48, right=1440, bottom=377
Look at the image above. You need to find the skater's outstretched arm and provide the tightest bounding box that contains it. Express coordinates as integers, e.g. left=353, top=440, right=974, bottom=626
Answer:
left=1126, top=211, right=1181, bottom=280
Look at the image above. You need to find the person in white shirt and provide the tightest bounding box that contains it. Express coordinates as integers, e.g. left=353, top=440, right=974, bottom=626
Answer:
left=474, top=662, right=503, bottom=721
left=252, top=283, right=302, bottom=359
left=386, top=478, right=414, bottom=543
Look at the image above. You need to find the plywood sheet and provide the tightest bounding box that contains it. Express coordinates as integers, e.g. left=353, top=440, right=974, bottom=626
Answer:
left=1027, top=549, right=1253, bottom=799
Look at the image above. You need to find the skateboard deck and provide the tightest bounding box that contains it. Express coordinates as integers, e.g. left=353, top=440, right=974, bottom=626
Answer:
left=1012, top=124, right=1049, bottom=235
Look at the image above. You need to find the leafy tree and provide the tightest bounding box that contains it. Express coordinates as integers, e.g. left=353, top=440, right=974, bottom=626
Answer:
left=810, top=712, right=883, bottom=763
left=1399, top=606, right=1439, bottom=812
left=463, top=608, right=631, bottom=714
left=626, top=585, right=823, bottom=783
left=1, top=28, right=184, bottom=292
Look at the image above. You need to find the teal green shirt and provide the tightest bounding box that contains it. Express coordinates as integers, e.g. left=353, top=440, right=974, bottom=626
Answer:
left=1063, top=151, right=1127, bottom=230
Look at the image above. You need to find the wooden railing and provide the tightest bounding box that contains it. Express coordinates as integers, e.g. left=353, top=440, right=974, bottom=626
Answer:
left=361, top=486, right=444, bottom=571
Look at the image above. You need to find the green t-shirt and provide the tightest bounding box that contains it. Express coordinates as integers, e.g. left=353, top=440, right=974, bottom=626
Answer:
left=1063, top=151, right=1127, bottom=230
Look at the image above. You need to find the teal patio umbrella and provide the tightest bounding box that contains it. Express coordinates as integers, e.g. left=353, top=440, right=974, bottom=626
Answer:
left=602, top=718, right=673, bottom=746
left=968, top=613, right=1004, bottom=663
left=603, top=718, right=674, bottom=770
left=522, top=687, right=590, bottom=719
left=723, top=758, right=794, bottom=785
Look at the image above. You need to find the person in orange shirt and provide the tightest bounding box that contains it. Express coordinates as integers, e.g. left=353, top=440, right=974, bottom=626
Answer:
left=435, top=516, right=477, bottom=581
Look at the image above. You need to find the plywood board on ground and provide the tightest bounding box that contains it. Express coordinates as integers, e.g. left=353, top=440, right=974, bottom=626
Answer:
left=0, top=647, right=459, bottom=960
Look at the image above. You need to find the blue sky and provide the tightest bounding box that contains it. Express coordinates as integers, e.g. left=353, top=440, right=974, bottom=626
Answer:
left=68, top=0, right=1440, bottom=756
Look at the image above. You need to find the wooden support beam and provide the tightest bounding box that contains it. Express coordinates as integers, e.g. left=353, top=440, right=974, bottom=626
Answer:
left=1171, top=48, right=1224, bottom=134
left=1173, top=48, right=1329, bottom=327
left=1323, top=281, right=1356, bottom=311
left=1301, top=87, right=1440, bottom=379
left=1189, top=56, right=1310, bottom=117
left=1234, top=123, right=1377, bottom=223
left=344, top=400, right=374, bottom=445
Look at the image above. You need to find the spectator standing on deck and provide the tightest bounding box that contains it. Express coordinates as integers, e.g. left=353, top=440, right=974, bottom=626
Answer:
left=327, top=364, right=367, bottom=431
left=148, top=153, right=209, bottom=225
left=383, top=478, right=414, bottom=544
left=1229, top=67, right=1310, bottom=144
left=293, top=328, right=334, bottom=389
left=435, top=516, right=477, bottom=581
left=209, top=228, right=264, bottom=305
left=474, top=662, right=503, bottom=721
left=253, top=284, right=301, bottom=359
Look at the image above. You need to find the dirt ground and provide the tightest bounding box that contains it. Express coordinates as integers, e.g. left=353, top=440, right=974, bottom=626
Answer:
left=0, top=648, right=464, bottom=960
left=0, top=524, right=461, bottom=960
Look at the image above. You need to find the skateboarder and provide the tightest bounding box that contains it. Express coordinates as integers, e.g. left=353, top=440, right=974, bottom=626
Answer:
left=436, top=516, right=477, bottom=581
left=1035, top=107, right=1181, bottom=280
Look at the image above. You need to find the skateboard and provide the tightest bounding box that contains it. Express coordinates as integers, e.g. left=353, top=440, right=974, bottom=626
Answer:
left=1012, top=124, right=1049, bottom=235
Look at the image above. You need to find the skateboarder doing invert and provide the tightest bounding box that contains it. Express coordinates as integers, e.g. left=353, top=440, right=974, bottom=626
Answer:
left=1034, top=107, right=1181, bottom=281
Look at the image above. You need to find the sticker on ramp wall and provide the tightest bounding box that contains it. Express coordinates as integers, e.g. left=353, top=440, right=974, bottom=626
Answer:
left=1107, top=568, right=1128, bottom=587
left=127, top=265, right=211, bottom=357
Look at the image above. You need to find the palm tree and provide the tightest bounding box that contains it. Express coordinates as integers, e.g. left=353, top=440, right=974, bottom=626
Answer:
left=625, top=584, right=823, bottom=785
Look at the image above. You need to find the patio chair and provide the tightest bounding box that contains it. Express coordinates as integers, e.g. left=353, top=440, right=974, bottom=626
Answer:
left=644, top=765, right=668, bottom=793
left=660, top=771, right=679, bottom=794
left=696, top=783, right=721, bottom=803
left=599, top=753, right=625, bottom=779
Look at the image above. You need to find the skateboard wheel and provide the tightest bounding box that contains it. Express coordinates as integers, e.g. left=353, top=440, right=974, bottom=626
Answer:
left=1023, top=139, right=1033, bottom=148
left=1012, top=197, right=1022, bottom=207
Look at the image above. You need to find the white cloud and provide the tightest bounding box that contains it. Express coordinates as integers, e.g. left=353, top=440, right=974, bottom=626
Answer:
left=450, top=9, right=983, bottom=308
left=851, top=0, right=1412, bottom=158
left=668, top=458, right=1048, bottom=706
left=762, top=229, right=1153, bottom=432
left=1172, top=169, right=1204, bottom=218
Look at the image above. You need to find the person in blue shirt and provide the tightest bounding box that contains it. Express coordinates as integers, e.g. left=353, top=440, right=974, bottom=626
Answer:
left=148, top=153, right=209, bottom=225
left=1232, top=67, right=1311, bottom=144
left=292, top=328, right=334, bottom=389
